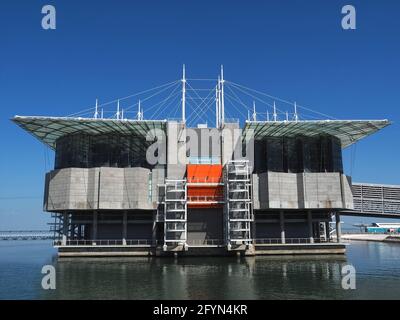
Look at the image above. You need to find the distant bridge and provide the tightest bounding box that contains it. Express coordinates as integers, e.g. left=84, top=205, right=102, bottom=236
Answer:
left=342, top=183, right=400, bottom=218
left=0, top=230, right=53, bottom=240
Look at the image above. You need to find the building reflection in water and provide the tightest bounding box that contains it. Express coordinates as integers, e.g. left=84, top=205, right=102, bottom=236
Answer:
left=40, top=254, right=349, bottom=300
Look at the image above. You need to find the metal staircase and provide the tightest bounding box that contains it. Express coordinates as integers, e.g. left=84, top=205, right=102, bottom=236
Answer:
left=162, top=179, right=188, bottom=251
left=49, top=213, right=63, bottom=242
left=49, top=212, right=71, bottom=244
left=224, top=160, right=253, bottom=250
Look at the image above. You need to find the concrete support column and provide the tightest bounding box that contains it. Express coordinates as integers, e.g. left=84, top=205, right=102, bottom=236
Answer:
left=78, top=225, right=82, bottom=239
left=122, top=211, right=127, bottom=246
left=92, top=211, right=98, bottom=245
left=62, top=212, right=68, bottom=246
left=251, top=211, right=256, bottom=245
left=152, top=211, right=157, bottom=246
left=279, top=210, right=285, bottom=244
left=325, top=221, right=330, bottom=242
left=307, top=211, right=314, bottom=243
left=335, top=212, right=342, bottom=243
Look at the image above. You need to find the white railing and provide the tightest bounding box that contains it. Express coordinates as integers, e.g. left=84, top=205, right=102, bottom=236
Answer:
left=254, top=238, right=330, bottom=245
left=187, top=177, right=223, bottom=184
left=54, top=239, right=155, bottom=246
left=187, top=196, right=224, bottom=202
left=341, top=230, right=400, bottom=235
left=187, top=239, right=224, bottom=246
left=126, top=239, right=154, bottom=245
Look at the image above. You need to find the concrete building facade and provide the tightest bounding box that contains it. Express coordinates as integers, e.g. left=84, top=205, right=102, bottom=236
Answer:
left=12, top=113, right=390, bottom=257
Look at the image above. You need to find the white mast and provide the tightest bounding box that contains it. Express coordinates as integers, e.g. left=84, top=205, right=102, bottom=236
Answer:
left=137, top=100, right=141, bottom=120
left=215, top=80, right=220, bottom=128
left=294, top=101, right=299, bottom=122
left=286, top=111, right=289, bottom=122
left=218, top=76, right=222, bottom=127
left=220, top=65, right=225, bottom=125
left=267, top=110, right=270, bottom=122
left=121, top=109, right=124, bottom=120
left=94, top=99, right=99, bottom=119
left=182, top=64, right=186, bottom=123
left=252, top=101, right=257, bottom=121
left=116, top=100, right=121, bottom=120
left=273, top=101, right=277, bottom=121
left=101, top=108, right=104, bottom=119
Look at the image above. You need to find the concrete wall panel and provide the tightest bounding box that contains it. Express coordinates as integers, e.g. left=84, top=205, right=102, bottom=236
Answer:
left=253, top=172, right=354, bottom=210
left=45, top=167, right=157, bottom=211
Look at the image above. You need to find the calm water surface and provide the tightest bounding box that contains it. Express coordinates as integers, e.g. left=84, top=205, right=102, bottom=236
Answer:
left=0, top=240, right=399, bottom=299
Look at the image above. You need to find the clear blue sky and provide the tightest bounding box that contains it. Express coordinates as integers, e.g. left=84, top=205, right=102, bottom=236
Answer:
left=0, top=0, right=399, bottom=229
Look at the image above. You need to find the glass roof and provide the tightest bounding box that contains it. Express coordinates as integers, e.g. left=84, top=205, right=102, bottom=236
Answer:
left=12, top=116, right=390, bottom=150
left=243, top=119, right=390, bottom=148
left=12, top=116, right=167, bottom=150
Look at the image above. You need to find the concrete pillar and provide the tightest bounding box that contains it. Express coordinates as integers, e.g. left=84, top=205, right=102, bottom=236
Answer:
left=307, top=211, right=314, bottom=243
left=325, top=221, right=330, bottom=242
left=279, top=210, right=285, bottom=244
left=78, top=224, right=83, bottom=239
left=122, top=211, right=127, bottom=245
left=62, top=212, right=68, bottom=246
left=92, top=211, right=98, bottom=245
left=251, top=211, right=256, bottom=245
left=335, top=212, right=341, bottom=243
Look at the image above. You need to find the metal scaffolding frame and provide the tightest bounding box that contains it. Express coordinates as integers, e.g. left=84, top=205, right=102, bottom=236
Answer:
left=49, top=212, right=88, bottom=244
left=162, top=179, right=188, bottom=250
left=49, top=213, right=64, bottom=241
left=224, top=160, right=253, bottom=249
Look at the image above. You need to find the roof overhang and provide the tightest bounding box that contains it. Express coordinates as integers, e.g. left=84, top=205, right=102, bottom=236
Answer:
left=12, top=116, right=167, bottom=150
left=243, top=119, right=391, bottom=148
left=12, top=116, right=391, bottom=150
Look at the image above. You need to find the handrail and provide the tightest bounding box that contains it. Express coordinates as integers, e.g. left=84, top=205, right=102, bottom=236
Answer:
left=54, top=239, right=155, bottom=246
left=187, top=196, right=224, bottom=202
left=54, top=238, right=337, bottom=247
left=187, top=239, right=224, bottom=246
left=187, top=177, right=223, bottom=184
left=341, top=230, right=400, bottom=235
left=254, top=238, right=331, bottom=244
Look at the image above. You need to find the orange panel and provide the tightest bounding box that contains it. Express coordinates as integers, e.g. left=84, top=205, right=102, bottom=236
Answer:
left=187, top=164, right=222, bottom=183
left=187, top=164, right=223, bottom=208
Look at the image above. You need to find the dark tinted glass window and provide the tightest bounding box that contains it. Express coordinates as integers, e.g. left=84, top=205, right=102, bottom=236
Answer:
left=331, top=137, right=343, bottom=172
left=303, top=137, right=320, bottom=172
left=285, top=138, right=301, bottom=173
left=254, top=135, right=343, bottom=174
left=266, top=137, right=284, bottom=172
left=55, top=133, right=149, bottom=169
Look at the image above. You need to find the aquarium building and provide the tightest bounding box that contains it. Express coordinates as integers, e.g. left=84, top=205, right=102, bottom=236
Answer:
left=12, top=69, right=390, bottom=257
